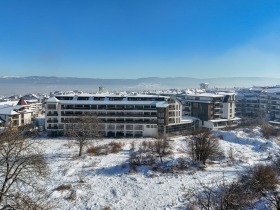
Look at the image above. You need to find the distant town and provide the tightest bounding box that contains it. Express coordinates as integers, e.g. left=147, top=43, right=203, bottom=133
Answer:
left=1, top=83, right=280, bottom=136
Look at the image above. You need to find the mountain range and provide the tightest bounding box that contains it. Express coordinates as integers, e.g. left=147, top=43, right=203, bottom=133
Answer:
left=0, top=76, right=280, bottom=96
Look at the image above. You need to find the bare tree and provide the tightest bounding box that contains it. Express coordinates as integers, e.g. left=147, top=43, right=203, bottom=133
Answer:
left=0, top=129, right=49, bottom=209
left=64, top=114, right=101, bottom=156
left=187, top=129, right=223, bottom=165
left=152, top=137, right=172, bottom=164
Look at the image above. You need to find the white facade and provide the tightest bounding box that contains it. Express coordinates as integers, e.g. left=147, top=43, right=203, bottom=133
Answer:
left=45, top=94, right=192, bottom=137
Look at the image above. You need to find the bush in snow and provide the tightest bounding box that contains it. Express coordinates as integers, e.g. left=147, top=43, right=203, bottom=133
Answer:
left=108, top=141, right=123, bottom=153
left=239, top=164, right=279, bottom=198
left=261, top=125, right=280, bottom=139
left=55, top=184, right=72, bottom=191
left=184, top=179, right=254, bottom=210
left=272, top=157, right=280, bottom=175
left=87, top=145, right=109, bottom=155
left=87, top=141, right=123, bottom=155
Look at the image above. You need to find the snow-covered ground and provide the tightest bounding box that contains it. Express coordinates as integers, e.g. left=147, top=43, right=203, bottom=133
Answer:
left=35, top=127, right=280, bottom=210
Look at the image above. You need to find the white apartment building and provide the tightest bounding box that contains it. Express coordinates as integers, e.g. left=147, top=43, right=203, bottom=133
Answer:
left=181, top=92, right=239, bottom=130
left=236, top=86, right=280, bottom=123
left=45, top=94, right=194, bottom=137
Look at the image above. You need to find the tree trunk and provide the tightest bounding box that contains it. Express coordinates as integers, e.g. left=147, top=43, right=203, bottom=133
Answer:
left=79, top=143, right=83, bottom=156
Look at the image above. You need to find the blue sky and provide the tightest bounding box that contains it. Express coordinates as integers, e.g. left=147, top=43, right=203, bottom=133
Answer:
left=0, top=0, right=280, bottom=79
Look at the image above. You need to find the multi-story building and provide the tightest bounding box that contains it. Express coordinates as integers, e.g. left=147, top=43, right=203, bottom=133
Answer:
left=45, top=94, right=194, bottom=137
left=235, top=86, right=280, bottom=123
left=181, top=92, right=239, bottom=130
left=0, top=105, right=33, bottom=128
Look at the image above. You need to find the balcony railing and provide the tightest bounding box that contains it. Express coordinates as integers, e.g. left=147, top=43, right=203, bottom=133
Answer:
left=47, top=126, right=59, bottom=129
left=47, top=113, right=58, bottom=116
left=47, top=120, right=58, bottom=123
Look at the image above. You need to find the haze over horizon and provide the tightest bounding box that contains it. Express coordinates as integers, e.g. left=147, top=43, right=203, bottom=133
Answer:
left=1, top=1, right=280, bottom=79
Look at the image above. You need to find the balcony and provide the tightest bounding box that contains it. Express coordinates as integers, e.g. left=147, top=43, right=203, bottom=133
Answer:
left=47, top=126, right=59, bottom=129
left=47, top=119, right=58, bottom=123
left=47, top=113, right=58, bottom=116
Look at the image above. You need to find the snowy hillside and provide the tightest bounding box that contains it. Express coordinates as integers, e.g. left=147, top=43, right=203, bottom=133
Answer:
left=36, top=127, right=280, bottom=210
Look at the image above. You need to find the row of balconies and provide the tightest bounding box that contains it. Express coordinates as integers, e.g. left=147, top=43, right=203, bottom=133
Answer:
left=60, top=105, right=158, bottom=110
left=60, top=113, right=158, bottom=117
left=57, top=118, right=157, bottom=124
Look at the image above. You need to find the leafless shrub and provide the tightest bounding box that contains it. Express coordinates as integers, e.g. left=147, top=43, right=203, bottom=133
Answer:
left=129, top=150, right=155, bottom=166
left=66, top=190, right=76, bottom=201
left=55, top=184, right=72, bottom=191
left=271, top=157, right=280, bottom=175
left=263, top=189, right=280, bottom=210
left=87, top=145, right=109, bottom=155
left=184, top=179, right=254, bottom=210
left=261, top=125, right=280, bottom=139
left=87, top=142, right=122, bottom=155
left=239, top=164, right=278, bottom=197
left=227, top=147, right=235, bottom=160
left=109, top=141, right=122, bottom=153
left=130, top=141, right=135, bottom=151
left=3, top=191, right=53, bottom=210
left=141, top=140, right=153, bottom=152
left=187, top=129, right=224, bottom=165
left=176, top=158, right=189, bottom=170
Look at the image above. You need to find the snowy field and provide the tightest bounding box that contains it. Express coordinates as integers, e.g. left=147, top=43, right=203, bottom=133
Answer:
left=35, top=127, right=280, bottom=210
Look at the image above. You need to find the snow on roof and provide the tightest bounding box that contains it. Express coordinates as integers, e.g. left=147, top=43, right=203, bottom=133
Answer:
left=54, top=93, right=169, bottom=98
left=60, top=100, right=163, bottom=105
left=216, top=92, right=235, bottom=96
left=46, top=97, right=60, bottom=103
left=0, top=107, right=20, bottom=115
left=156, top=102, right=169, bottom=108
left=186, top=93, right=224, bottom=97
left=209, top=117, right=240, bottom=122
left=181, top=116, right=199, bottom=123
left=0, top=105, right=29, bottom=115
left=265, top=88, right=280, bottom=94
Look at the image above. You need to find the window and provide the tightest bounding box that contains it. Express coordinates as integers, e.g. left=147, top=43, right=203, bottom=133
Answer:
left=158, top=113, right=164, bottom=117
left=48, top=104, right=56, bottom=109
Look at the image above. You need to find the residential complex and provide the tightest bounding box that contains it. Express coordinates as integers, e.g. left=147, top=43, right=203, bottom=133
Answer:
left=180, top=92, right=239, bottom=130
left=236, top=86, right=280, bottom=124
left=0, top=98, right=34, bottom=128
left=45, top=94, right=195, bottom=137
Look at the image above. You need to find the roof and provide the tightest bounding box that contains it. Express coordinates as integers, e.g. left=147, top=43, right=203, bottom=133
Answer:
left=186, top=93, right=224, bottom=97
left=17, top=97, right=28, bottom=106
left=181, top=116, right=199, bottom=123
left=209, top=117, right=240, bottom=122
left=0, top=105, right=30, bottom=115
left=46, top=97, right=60, bottom=103
left=54, top=93, right=169, bottom=98
left=265, top=88, right=280, bottom=94
left=156, top=102, right=169, bottom=108
left=0, top=107, right=20, bottom=115
left=58, top=100, right=164, bottom=105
